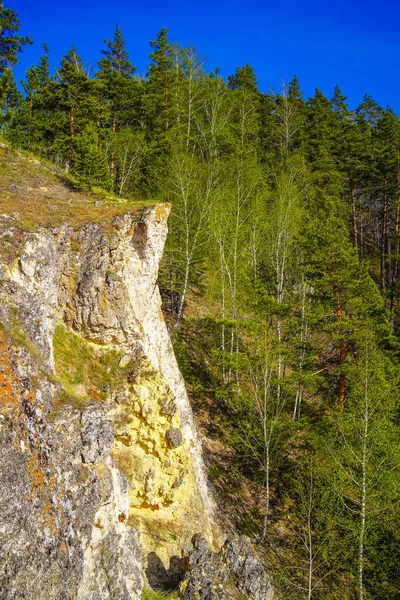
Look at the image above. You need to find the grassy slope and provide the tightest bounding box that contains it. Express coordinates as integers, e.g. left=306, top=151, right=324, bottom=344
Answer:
left=0, top=143, right=152, bottom=234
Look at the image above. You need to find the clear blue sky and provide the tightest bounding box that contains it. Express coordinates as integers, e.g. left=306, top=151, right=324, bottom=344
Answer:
left=9, top=0, right=400, bottom=112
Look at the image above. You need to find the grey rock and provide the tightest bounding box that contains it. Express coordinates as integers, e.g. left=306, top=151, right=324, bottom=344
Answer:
left=160, top=397, right=177, bottom=417
left=167, top=427, right=183, bottom=448
left=181, top=535, right=273, bottom=600
left=81, top=408, right=114, bottom=465
left=223, top=538, right=272, bottom=600
left=127, top=362, right=141, bottom=383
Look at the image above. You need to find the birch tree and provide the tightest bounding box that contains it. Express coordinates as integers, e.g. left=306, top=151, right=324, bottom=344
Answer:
left=170, top=43, right=205, bottom=148
left=111, top=127, right=145, bottom=196
left=263, top=159, right=306, bottom=411
left=167, top=151, right=216, bottom=326
left=327, top=327, right=400, bottom=599
left=244, top=334, right=289, bottom=540
left=276, top=459, right=349, bottom=600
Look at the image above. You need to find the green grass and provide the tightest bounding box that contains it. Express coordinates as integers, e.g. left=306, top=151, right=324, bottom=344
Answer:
left=142, top=588, right=179, bottom=600
left=0, top=306, right=42, bottom=364
left=53, top=323, right=126, bottom=406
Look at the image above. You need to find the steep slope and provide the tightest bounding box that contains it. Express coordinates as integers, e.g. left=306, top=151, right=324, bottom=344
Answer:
left=0, top=147, right=216, bottom=598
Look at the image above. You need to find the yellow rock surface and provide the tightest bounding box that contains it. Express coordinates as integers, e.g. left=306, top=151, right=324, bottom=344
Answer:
left=111, top=362, right=212, bottom=568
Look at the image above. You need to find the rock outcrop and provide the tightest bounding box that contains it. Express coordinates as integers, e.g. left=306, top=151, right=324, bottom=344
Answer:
left=181, top=535, right=273, bottom=600
left=0, top=204, right=216, bottom=599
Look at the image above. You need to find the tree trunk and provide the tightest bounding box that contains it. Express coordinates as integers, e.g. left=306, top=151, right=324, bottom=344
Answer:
left=293, top=281, right=308, bottom=420
left=380, top=186, right=389, bottom=292
left=307, top=478, right=313, bottom=600
left=174, top=258, right=189, bottom=327
left=261, top=440, right=271, bottom=541
left=350, top=185, right=358, bottom=254
left=390, top=166, right=400, bottom=316
left=330, top=251, right=346, bottom=410
left=359, top=371, right=368, bottom=600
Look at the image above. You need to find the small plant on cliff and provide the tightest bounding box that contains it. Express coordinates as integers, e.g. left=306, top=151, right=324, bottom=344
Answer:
left=53, top=323, right=125, bottom=405
left=142, top=588, right=179, bottom=600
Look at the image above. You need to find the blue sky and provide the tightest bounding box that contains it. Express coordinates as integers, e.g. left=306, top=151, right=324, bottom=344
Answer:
left=9, top=0, right=400, bottom=112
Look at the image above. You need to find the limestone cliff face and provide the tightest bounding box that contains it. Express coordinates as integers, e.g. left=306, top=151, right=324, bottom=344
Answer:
left=0, top=205, right=215, bottom=599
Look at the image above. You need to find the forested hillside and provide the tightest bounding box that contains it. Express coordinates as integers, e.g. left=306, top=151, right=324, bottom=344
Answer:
left=2, top=2, right=400, bottom=598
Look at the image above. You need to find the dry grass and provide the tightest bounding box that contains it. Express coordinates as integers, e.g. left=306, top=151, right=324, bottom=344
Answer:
left=0, top=144, right=153, bottom=232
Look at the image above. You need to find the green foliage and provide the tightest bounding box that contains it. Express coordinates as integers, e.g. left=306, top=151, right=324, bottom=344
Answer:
left=0, top=0, right=31, bottom=118
left=0, top=0, right=31, bottom=73
left=53, top=323, right=125, bottom=405
left=141, top=588, right=179, bottom=600
left=5, top=11, right=400, bottom=596
left=73, top=123, right=111, bottom=189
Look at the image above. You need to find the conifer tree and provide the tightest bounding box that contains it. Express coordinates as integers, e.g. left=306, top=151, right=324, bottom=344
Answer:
left=374, top=108, right=400, bottom=299
left=305, top=89, right=338, bottom=180
left=73, top=122, right=111, bottom=189
left=330, top=85, right=366, bottom=254
left=56, top=47, right=103, bottom=169
left=227, top=64, right=258, bottom=92
left=37, top=42, right=50, bottom=87
left=0, top=0, right=31, bottom=121
left=142, top=27, right=177, bottom=192
left=0, top=0, right=31, bottom=71
left=286, top=74, right=306, bottom=151
left=97, top=25, right=137, bottom=132
left=7, top=44, right=53, bottom=150
left=146, top=26, right=175, bottom=132
left=97, top=25, right=140, bottom=188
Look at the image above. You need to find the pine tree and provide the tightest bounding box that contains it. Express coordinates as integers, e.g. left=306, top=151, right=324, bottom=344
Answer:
left=330, top=85, right=366, bottom=255
left=73, top=122, right=111, bottom=189
left=146, top=26, right=176, bottom=132
left=97, top=25, right=140, bottom=188
left=142, top=27, right=177, bottom=193
left=356, top=93, right=383, bottom=129
left=227, top=64, right=258, bottom=92
left=0, top=0, right=31, bottom=122
left=37, top=42, right=50, bottom=87
left=6, top=43, right=53, bottom=150
left=374, top=108, right=400, bottom=300
left=0, top=0, right=31, bottom=73
left=97, top=25, right=138, bottom=131
left=55, top=47, right=103, bottom=169
left=305, top=89, right=338, bottom=182
left=287, top=74, right=307, bottom=151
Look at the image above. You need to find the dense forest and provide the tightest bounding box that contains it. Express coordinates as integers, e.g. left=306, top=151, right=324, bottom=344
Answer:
left=2, top=2, right=400, bottom=598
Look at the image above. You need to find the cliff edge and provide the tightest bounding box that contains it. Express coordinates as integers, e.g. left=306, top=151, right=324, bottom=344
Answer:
left=0, top=151, right=216, bottom=598
left=0, top=146, right=274, bottom=600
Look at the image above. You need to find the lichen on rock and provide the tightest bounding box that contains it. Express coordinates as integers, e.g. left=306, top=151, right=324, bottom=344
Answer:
left=0, top=202, right=217, bottom=598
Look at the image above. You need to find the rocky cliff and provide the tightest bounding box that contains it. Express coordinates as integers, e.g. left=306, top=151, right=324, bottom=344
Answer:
left=0, top=145, right=275, bottom=600
left=0, top=201, right=216, bottom=599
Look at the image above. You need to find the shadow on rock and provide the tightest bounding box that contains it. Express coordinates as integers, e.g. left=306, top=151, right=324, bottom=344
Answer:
left=146, top=552, right=187, bottom=591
